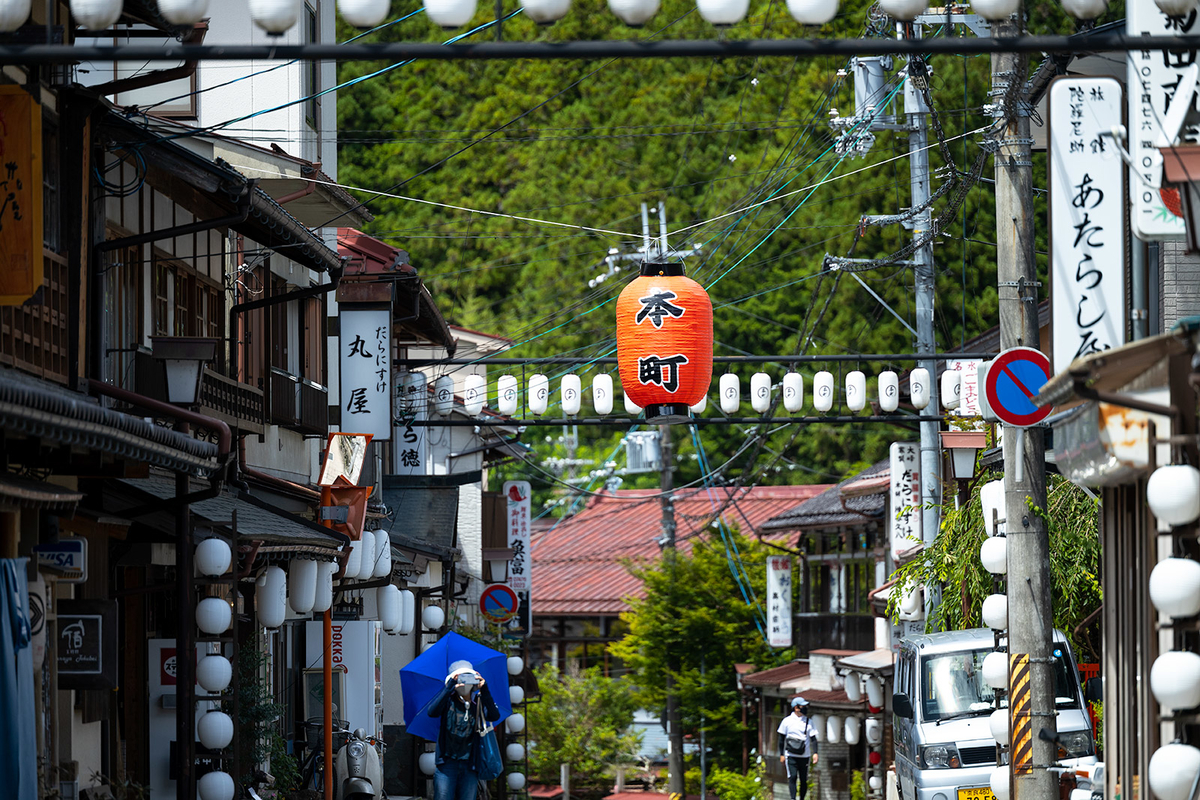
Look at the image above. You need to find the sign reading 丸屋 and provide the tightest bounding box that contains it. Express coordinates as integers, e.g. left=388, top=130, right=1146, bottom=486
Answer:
left=889, top=442, right=921, bottom=562
left=339, top=307, right=391, bottom=441
left=766, top=556, right=792, bottom=649
left=1049, top=77, right=1126, bottom=373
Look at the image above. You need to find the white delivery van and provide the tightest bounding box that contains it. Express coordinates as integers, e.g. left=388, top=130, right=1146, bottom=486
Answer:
left=892, top=627, right=1096, bottom=800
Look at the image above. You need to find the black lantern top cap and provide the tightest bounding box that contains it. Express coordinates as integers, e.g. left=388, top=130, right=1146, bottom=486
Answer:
left=640, top=261, right=685, bottom=277
left=150, top=336, right=219, bottom=362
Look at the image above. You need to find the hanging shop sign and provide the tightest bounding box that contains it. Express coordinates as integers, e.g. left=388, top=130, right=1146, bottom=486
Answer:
left=339, top=306, right=392, bottom=441
left=766, top=555, right=793, bottom=649
left=34, top=537, right=87, bottom=582
left=0, top=86, right=43, bottom=306
left=57, top=599, right=117, bottom=690
left=394, top=371, right=428, bottom=475
left=1049, top=76, right=1126, bottom=372
left=889, top=442, right=921, bottom=562
left=504, top=480, right=532, bottom=637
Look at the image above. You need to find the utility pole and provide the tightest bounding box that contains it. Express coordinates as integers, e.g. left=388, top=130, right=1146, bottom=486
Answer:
left=660, top=423, right=684, bottom=799
left=992, top=13, right=1055, bottom=800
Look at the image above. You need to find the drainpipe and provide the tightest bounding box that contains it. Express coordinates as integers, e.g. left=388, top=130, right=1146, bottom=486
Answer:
left=237, top=436, right=320, bottom=502
left=275, top=179, right=316, bottom=206
left=91, top=22, right=208, bottom=96
left=1132, top=236, right=1148, bottom=341
left=87, top=379, right=232, bottom=466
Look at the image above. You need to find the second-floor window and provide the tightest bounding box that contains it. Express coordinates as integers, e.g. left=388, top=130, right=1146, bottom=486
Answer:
left=153, top=258, right=223, bottom=339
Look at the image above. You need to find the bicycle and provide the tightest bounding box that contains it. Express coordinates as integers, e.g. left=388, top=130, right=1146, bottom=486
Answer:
left=297, top=715, right=351, bottom=793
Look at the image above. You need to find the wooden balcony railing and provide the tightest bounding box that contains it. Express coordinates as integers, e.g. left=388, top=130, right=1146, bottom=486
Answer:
left=270, top=367, right=327, bottom=436
left=135, top=350, right=264, bottom=436
left=270, top=368, right=299, bottom=427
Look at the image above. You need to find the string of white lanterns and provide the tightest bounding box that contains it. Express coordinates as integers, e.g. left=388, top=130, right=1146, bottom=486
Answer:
left=194, top=534, right=236, bottom=800
left=976, top=476, right=1011, bottom=800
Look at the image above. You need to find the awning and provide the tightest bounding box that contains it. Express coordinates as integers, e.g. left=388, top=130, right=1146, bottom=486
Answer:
left=835, top=649, right=895, bottom=676
left=0, top=366, right=219, bottom=477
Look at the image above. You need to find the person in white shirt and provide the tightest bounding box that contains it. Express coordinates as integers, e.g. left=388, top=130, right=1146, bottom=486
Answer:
left=777, top=696, right=819, bottom=800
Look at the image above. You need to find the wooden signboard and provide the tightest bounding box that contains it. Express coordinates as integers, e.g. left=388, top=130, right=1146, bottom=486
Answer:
left=0, top=86, right=43, bottom=306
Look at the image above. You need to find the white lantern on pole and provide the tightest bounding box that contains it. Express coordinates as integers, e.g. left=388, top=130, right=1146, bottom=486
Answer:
left=198, top=711, right=235, bottom=750
left=608, top=0, right=659, bottom=26
left=497, top=375, right=519, bottom=416
left=510, top=685, right=525, bottom=705
left=520, top=0, right=570, bottom=22
left=528, top=374, right=549, bottom=416
left=878, top=0, right=926, bottom=19
left=507, top=712, right=526, bottom=733
left=982, top=651, right=1008, bottom=689
left=373, top=529, right=392, bottom=578
left=198, top=771, right=236, bottom=800
left=419, top=752, right=437, bottom=775
left=865, top=675, right=884, bottom=709
left=869, top=776, right=883, bottom=791
left=844, top=671, right=862, bottom=702
left=941, top=370, right=961, bottom=410
left=561, top=374, right=582, bottom=416
left=592, top=373, right=614, bottom=416
left=691, top=393, right=707, bottom=414
left=464, top=374, right=486, bottom=416
left=982, top=594, right=1008, bottom=630
left=980, top=479, right=1006, bottom=535
left=910, top=368, right=931, bottom=409
left=786, top=0, right=838, bottom=24
left=70, top=0, right=123, bottom=30
left=1151, top=651, right=1200, bottom=711
left=345, top=539, right=363, bottom=579
left=878, top=370, right=899, bottom=412
left=507, top=743, right=526, bottom=761
left=810, top=714, right=825, bottom=741
left=697, top=0, right=748, bottom=26
left=288, top=559, right=318, bottom=614
left=433, top=375, right=455, bottom=416
left=508, top=773, right=527, bottom=791
left=1155, top=0, right=1200, bottom=16
left=422, top=604, right=445, bottom=630
left=248, top=0, right=302, bottom=33
left=0, top=0, right=31, bottom=31
left=865, top=717, right=883, bottom=745
left=1060, top=0, right=1106, bottom=19
left=980, top=537, right=1008, bottom=575
left=196, top=538, right=232, bottom=577
left=844, top=716, right=861, bottom=745
left=989, top=708, right=1009, bottom=746
left=313, top=561, right=336, bottom=614
left=398, top=590, right=415, bottom=634
left=969, top=0, right=1018, bottom=20
left=750, top=372, right=772, bottom=413
left=1147, top=464, right=1200, bottom=526
left=158, top=0, right=210, bottom=25
left=846, top=370, right=866, bottom=412
left=825, top=715, right=842, bottom=744
left=197, top=655, right=233, bottom=693
left=508, top=655, right=525, bottom=675
left=1150, top=558, right=1200, bottom=618
left=1149, top=743, right=1200, bottom=800
left=423, top=0, right=477, bottom=27
left=258, top=566, right=287, bottom=629
left=783, top=372, right=804, bottom=412
left=719, top=373, right=740, bottom=414
left=339, top=0, right=391, bottom=27
left=990, top=768, right=1010, bottom=800
left=378, top=585, right=402, bottom=633
left=624, top=390, right=642, bottom=416
left=813, top=371, right=834, bottom=412
left=357, top=530, right=376, bottom=580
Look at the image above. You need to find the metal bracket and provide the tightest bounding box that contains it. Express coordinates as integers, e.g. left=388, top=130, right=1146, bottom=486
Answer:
left=320, top=506, right=350, bottom=523
left=998, top=281, right=1043, bottom=288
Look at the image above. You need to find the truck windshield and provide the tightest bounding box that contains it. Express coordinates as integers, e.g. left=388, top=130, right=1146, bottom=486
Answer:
left=921, top=648, right=1080, bottom=722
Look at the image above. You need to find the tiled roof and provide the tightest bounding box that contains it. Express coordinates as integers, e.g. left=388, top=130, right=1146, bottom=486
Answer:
left=742, top=662, right=810, bottom=687
left=531, top=485, right=829, bottom=616
left=758, top=460, right=891, bottom=533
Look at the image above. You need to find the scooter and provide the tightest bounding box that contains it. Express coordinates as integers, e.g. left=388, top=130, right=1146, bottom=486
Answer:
left=335, top=727, right=385, bottom=800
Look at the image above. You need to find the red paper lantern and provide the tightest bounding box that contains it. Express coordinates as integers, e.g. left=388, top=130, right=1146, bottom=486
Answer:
left=869, top=751, right=882, bottom=766
left=616, top=262, right=713, bottom=422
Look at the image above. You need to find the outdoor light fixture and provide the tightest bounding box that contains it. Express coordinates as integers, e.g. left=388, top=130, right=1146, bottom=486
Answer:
left=825, top=715, right=842, bottom=744
left=989, top=709, right=1008, bottom=746
left=865, top=717, right=882, bottom=745
left=989, top=768, right=1010, bottom=800
left=506, top=743, right=525, bottom=761
left=844, top=671, right=862, bottom=701
left=783, top=372, right=805, bottom=412
left=786, top=0, right=838, bottom=25
left=378, top=585, right=401, bottom=633
left=423, top=0, right=477, bottom=29
left=151, top=336, right=218, bottom=406
left=195, top=538, right=232, bottom=577
left=869, top=777, right=883, bottom=791
left=507, top=773, right=527, bottom=791
left=464, top=374, right=487, bottom=416
left=510, top=685, right=525, bottom=704
left=497, top=375, right=519, bottom=415
left=941, top=429, right=986, bottom=481
left=810, top=714, right=825, bottom=741
left=980, top=536, right=1007, bottom=575
left=196, top=655, right=233, bottom=693
left=593, top=374, right=614, bottom=415
left=898, top=585, right=924, bottom=621
left=696, top=0, right=749, bottom=26
left=508, top=655, right=524, bottom=675
left=257, top=566, right=287, bottom=629
left=356, top=530, right=376, bottom=580
left=982, top=651, right=1008, bottom=689
left=419, top=753, right=437, bottom=776
left=288, top=559, right=318, bottom=615
left=607, top=0, right=659, bottom=27
left=878, top=370, right=899, bottom=412
left=157, top=0, right=209, bottom=24
left=1152, top=650, right=1200, bottom=711
left=909, top=368, right=930, bottom=409
left=941, top=371, right=961, bottom=411
left=846, top=371, right=866, bottom=412
left=345, top=539, right=363, bottom=578
left=528, top=374, right=549, bottom=416
left=720, top=373, right=740, bottom=414
left=373, top=530, right=392, bottom=578
left=198, top=771, right=236, bottom=800
left=1150, top=558, right=1200, bottom=618
left=197, top=711, right=235, bottom=750
left=422, top=604, right=445, bottom=630
left=1156, top=0, right=1200, bottom=17
left=865, top=675, right=884, bottom=709
left=1060, top=0, right=1107, bottom=18
left=249, top=0, right=303, bottom=34
left=519, top=0, right=571, bottom=23
left=624, top=391, right=642, bottom=415
left=313, top=562, right=336, bottom=614
left=0, top=0, right=31, bottom=31
left=813, top=371, right=834, bottom=412
left=506, top=712, right=526, bottom=733
left=196, top=597, right=232, bottom=634
left=482, top=547, right=514, bottom=583
left=1149, top=743, right=1200, bottom=800
left=70, top=0, right=122, bottom=29
left=980, top=479, right=1006, bottom=535
left=562, top=374, right=582, bottom=416
left=844, top=716, right=861, bottom=745
left=747, top=372, right=769, bottom=414
left=1147, top=464, right=1200, bottom=526
left=982, top=594, right=1008, bottom=630
left=399, top=590, right=415, bottom=635
left=969, top=0, right=1018, bottom=19
left=877, top=0, right=927, bottom=19
left=338, top=0, right=391, bottom=27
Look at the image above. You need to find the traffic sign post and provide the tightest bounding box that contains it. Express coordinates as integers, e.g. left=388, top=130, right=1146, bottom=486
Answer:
left=983, top=347, right=1054, bottom=486
left=479, top=584, right=520, bottom=625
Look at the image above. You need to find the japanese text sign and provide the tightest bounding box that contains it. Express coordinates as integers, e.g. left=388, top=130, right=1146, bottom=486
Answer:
left=394, top=371, right=427, bottom=475
left=1050, top=77, right=1126, bottom=373
left=338, top=307, right=391, bottom=441
left=504, top=480, right=532, bottom=593
left=0, top=87, right=43, bottom=306
left=766, top=556, right=793, bottom=649
left=889, top=442, right=921, bottom=562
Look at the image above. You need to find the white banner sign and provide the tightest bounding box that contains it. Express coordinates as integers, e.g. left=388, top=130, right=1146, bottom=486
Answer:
left=946, top=359, right=982, bottom=418
left=504, top=481, right=532, bottom=593
left=1050, top=77, right=1126, bottom=373
left=394, top=371, right=427, bottom=475
left=766, top=555, right=793, bottom=649
left=1128, top=3, right=1191, bottom=240
left=339, top=307, right=392, bottom=441
left=889, top=442, right=921, bottom=562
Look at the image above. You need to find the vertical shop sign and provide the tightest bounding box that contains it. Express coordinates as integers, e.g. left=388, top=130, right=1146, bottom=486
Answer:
left=339, top=306, right=391, bottom=441
left=0, top=86, right=43, bottom=306
left=889, top=442, right=921, bottom=562
left=766, top=556, right=793, bottom=648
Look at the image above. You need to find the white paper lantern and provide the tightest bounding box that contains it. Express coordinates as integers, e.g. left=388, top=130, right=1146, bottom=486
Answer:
left=990, top=768, right=1010, bottom=800
left=398, top=589, right=415, bottom=635
left=375, top=585, right=399, bottom=632
left=865, top=717, right=882, bottom=745
left=197, top=655, right=232, bottom=693
left=869, top=776, right=883, bottom=791
left=0, top=0, right=31, bottom=31
left=419, top=752, right=438, bottom=775
left=257, top=566, right=286, bottom=629
left=70, top=0, right=122, bottom=30
left=198, top=711, right=234, bottom=750
left=497, top=375, right=519, bottom=416
left=878, top=0, right=925, bottom=19
left=339, top=0, right=390, bottom=27
left=508, top=655, right=525, bottom=675
left=506, top=712, right=526, bottom=733
left=982, top=594, right=1008, bottom=630
left=510, top=685, right=525, bottom=705
left=941, top=370, right=961, bottom=410
left=198, top=771, right=236, bottom=800
left=844, top=716, right=861, bottom=745
left=865, top=675, right=884, bottom=709
left=980, top=537, right=1008, bottom=575
left=249, top=0, right=302, bottom=33
left=313, top=561, right=336, bottom=614
left=357, top=530, right=376, bottom=580
left=197, top=597, right=231, bottom=635
left=813, top=371, right=834, bottom=412
left=528, top=374, right=549, bottom=416
left=910, top=368, right=930, bottom=409
left=373, top=529, right=392, bottom=578
left=398, top=371, right=426, bottom=415
left=751, top=372, right=772, bottom=413
left=899, top=585, right=924, bottom=620
left=989, top=708, right=1009, bottom=746
left=422, top=604, right=445, bottom=630
left=691, top=393, right=707, bottom=414
left=288, top=559, right=318, bottom=614
left=561, top=374, right=582, bottom=416
left=844, top=671, right=862, bottom=702
left=1148, top=465, right=1200, bottom=526
left=719, top=373, right=740, bottom=414
left=1060, top=0, right=1106, bottom=18
left=697, top=0, right=748, bottom=26
left=158, top=0, right=210, bottom=25
left=1152, top=651, right=1200, bottom=711
left=345, top=539, right=363, bottom=580
left=432, top=375, right=455, bottom=416
left=424, top=0, right=476, bottom=27
left=810, top=714, right=825, bottom=742
left=846, top=371, right=866, bottom=412
left=1149, top=743, right=1200, bottom=800
left=970, top=0, right=1017, bottom=20
left=507, top=742, right=526, bottom=761
left=1150, top=558, right=1200, bottom=618
left=825, top=715, right=842, bottom=744
left=608, top=0, right=659, bottom=25
left=464, top=374, right=486, bottom=416
left=520, top=0, right=570, bottom=22
left=786, top=0, right=837, bottom=24
left=508, top=773, right=527, bottom=791
left=196, top=538, right=232, bottom=577
left=982, top=651, right=1008, bottom=689
left=783, top=372, right=804, bottom=412
left=1156, top=0, right=1200, bottom=16
left=624, top=391, right=642, bottom=416
left=878, top=371, right=899, bottom=412
left=592, top=373, right=614, bottom=416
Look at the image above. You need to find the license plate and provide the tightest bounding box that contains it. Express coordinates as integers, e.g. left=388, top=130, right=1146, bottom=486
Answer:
left=958, top=789, right=996, bottom=800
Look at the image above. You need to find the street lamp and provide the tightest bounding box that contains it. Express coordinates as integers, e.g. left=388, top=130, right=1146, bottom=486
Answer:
left=482, top=547, right=515, bottom=583
left=941, top=429, right=986, bottom=506
left=151, top=336, right=218, bottom=406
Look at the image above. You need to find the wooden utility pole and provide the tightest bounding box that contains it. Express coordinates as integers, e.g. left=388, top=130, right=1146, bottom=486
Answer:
left=992, top=15, right=1056, bottom=800
left=660, top=424, right=685, bottom=799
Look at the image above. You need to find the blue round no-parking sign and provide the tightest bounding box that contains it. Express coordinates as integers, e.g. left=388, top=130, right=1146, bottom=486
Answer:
left=984, top=347, right=1054, bottom=428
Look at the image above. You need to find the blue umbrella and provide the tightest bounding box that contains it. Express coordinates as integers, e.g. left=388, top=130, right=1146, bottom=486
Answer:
left=400, top=631, right=512, bottom=741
